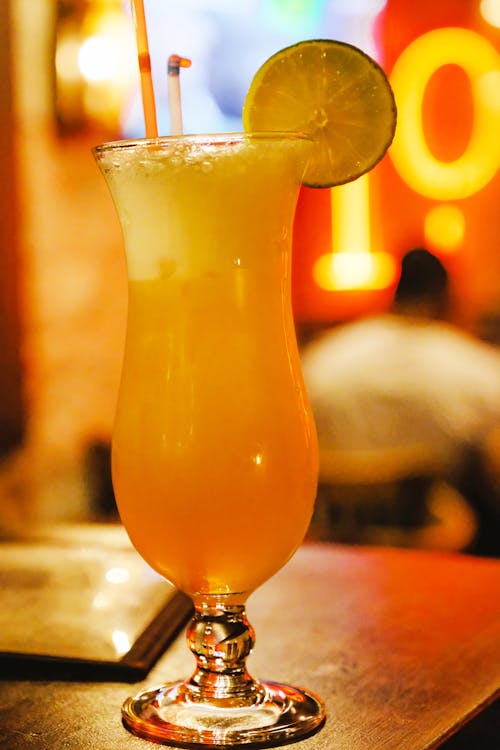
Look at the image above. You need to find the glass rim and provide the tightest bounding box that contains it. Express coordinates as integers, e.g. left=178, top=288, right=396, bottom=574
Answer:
left=92, top=131, right=312, bottom=155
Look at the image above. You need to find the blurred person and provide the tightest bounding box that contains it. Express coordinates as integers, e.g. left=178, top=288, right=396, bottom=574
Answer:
left=301, top=248, right=500, bottom=555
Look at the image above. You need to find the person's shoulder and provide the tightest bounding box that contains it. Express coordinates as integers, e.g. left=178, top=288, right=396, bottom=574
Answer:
left=307, top=314, right=394, bottom=346
left=423, top=320, right=500, bottom=371
left=300, top=314, right=396, bottom=378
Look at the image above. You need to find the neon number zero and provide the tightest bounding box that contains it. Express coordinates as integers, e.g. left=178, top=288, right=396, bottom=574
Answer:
left=389, top=27, right=500, bottom=200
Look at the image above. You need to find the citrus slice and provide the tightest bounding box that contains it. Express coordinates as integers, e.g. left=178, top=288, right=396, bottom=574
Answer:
left=242, top=39, right=397, bottom=188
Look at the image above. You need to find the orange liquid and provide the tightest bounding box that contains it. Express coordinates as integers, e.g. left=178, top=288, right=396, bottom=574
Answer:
left=100, top=135, right=317, bottom=596
left=112, top=275, right=317, bottom=596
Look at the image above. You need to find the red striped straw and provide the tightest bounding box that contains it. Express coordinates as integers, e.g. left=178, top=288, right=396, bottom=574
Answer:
left=130, top=0, right=158, bottom=138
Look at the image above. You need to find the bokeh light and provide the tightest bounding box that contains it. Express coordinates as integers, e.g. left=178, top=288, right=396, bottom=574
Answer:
left=424, top=204, right=466, bottom=252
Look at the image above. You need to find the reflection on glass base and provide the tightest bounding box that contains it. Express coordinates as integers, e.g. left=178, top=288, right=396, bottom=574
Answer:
left=122, top=680, right=326, bottom=747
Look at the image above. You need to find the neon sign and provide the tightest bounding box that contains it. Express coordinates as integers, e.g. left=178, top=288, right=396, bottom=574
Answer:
left=390, top=27, right=500, bottom=200
left=313, top=177, right=397, bottom=291
left=315, top=26, right=500, bottom=292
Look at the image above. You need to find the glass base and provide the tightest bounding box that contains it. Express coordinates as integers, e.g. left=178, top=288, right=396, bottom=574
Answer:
left=122, top=679, right=326, bottom=747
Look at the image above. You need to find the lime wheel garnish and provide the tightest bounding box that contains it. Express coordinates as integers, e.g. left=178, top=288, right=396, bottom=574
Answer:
left=242, top=39, right=397, bottom=188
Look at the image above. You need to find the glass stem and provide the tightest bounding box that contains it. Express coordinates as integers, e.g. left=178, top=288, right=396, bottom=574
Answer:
left=184, top=598, right=265, bottom=707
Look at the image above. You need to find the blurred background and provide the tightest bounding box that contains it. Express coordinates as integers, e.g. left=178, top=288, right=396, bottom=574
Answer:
left=1, top=0, right=500, bottom=553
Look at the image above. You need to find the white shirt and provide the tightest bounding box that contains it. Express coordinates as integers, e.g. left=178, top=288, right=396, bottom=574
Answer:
left=301, top=315, right=500, bottom=469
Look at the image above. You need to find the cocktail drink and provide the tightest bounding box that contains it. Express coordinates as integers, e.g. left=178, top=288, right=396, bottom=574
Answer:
left=94, top=132, right=324, bottom=745
left=94, top=31, right=396, bottom=748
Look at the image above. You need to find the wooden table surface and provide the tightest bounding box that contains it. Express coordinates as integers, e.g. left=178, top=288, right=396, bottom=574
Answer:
left=0, top=540, right=499, bottom=749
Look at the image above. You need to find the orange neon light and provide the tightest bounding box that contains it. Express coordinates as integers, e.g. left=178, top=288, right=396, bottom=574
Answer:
left=313, top=174, right=397, bottom=292
left=390, top=27, right=500, bottom=199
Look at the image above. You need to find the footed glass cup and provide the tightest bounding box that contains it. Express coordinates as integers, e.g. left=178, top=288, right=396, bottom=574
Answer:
left=94, top=133, right=325, bottom=747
